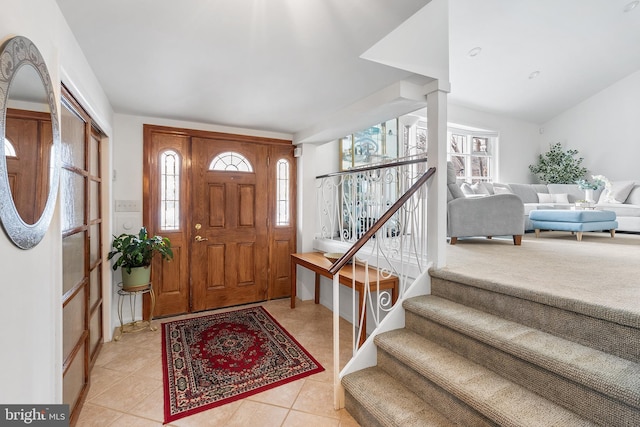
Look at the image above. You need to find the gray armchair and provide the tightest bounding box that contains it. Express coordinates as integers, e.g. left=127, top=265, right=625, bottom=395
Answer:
left=447, top=162, right=524, bottom=245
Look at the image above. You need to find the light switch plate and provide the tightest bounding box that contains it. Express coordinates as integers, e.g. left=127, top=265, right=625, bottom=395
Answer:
left=115, top=200, right=141, bottom=212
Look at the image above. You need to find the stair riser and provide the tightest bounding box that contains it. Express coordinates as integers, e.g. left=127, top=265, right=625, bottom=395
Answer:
left=344, top=393, right=385, bottom=427
left=431, top=277, right=640, bottom=363
left=405, top=311, right=639, bottom=427
left=377, top=349, right=497, bottom=427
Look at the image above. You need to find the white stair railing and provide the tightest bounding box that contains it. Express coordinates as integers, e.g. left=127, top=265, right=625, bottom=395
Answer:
left=314, top=158, right=435, bottom=408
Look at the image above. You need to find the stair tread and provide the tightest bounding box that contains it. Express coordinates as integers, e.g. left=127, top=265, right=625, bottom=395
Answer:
left=343, top=366, right=458, bottom=427
left=376, top=328, right=599, bottom=427
left=404, top=294, right=640, bottom=408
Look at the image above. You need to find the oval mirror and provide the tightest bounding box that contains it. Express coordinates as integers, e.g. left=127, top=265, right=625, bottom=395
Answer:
left=0, top=36, right=60, bottom=249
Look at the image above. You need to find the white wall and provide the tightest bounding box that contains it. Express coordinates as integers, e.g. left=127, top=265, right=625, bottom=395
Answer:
left=448, top=103, right=541, bottom=183
left=0, top=0, right=113, bottom=403
left=540, top=69, right=640, bottom=181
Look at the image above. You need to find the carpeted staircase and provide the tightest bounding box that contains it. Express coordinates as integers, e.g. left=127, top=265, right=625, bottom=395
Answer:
left=342, top=269, right=640, bottom=426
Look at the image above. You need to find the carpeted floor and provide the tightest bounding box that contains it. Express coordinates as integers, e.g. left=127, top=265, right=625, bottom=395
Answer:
left=442, top=231, right=640, bottom=325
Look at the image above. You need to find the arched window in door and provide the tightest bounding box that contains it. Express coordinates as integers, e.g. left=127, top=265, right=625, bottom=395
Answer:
left=4, top=138, right=16, bottom=157
left=160, top=149, right=180, bottom=230
left=209, top=151, right=253, bottom=172
left=276, top=158, right=290, bottom=226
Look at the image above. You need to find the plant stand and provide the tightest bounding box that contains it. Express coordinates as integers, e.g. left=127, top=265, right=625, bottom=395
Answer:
left=114, top=282, right=156, bottom=341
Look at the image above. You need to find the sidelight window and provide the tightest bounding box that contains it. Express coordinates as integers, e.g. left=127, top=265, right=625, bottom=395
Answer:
left=276, top=158, right=290, bottom=226
left=209, top=152, right=253, bottom=172
left=160, top=150, right=180, bottom=230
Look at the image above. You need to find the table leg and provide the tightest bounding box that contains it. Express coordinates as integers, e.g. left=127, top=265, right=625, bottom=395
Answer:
left=115, top=293, right=125, bottom=341
left=149, top=287, right=157, bottom=332
left=357, top=287, right=366, bottom=348
left=290, top=261, right=297, bottom=309
left=391, top=282, right=398, bottom=306
left=314, top=273, right=320, bottom=304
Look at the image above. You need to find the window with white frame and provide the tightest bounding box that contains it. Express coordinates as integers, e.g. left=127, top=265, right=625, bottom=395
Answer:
left=447, top=127, right=497, bottom=183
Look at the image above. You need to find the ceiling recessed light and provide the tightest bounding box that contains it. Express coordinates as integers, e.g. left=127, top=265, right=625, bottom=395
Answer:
left=467, top=47, right=482, bottom=58
left=528, top=71, right=540, bottom=80
left=624, top=1, right=638, bottom=12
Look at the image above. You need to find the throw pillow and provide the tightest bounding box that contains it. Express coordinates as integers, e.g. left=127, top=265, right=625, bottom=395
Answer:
left=460, top=183, right=475, bottom=195
left=538, top=192, right=570, bottom=203
left=471, top=182, right=490, bottom=195
left=494, top=186, right=512, bottom=195
left=598, top=181, right=635, bottom=204
left=537, top=193, right=554, bottom=203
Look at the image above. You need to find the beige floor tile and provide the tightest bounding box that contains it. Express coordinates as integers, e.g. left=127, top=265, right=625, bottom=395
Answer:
left=339, top=408, right=359, bottom=425
left=339, top=417, right=361, bottom=427
left=283, top=410, right=341, bottom=427
left=127, top=386, right=165, bottom=422
left=168, top=401, right=242, bottom=427
left=88, top=374, right=162, bottom=413
left=223, top=400, right=289, bottom=427
left=101, top=345, right=158, bottom=373
left=85, top=366, right=129, bottom=401
left=131, top=355, right=164, bottom=381
left=74, top=402, right=124, bottom=427
left=292, top=379, right=341, bottom=420
left=109, top=413, right=165, bottom=426
left=79, top=299, right=360, bottom=426
left=247, top=378, right=305, bottom=408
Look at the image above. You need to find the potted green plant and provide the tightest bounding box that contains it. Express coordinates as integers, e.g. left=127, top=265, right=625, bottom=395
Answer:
left=529, top=142, right=587, bottom=184
left=108, top=227, right=173, bottom=290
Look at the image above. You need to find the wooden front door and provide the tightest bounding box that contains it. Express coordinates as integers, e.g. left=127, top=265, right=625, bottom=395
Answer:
left=190, top=138, right=269, bottom=311
left=143, top=125, right=296, bottom=317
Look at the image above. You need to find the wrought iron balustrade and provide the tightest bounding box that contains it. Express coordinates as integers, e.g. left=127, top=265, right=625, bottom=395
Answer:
left=313, top=157, right=435, bottom=409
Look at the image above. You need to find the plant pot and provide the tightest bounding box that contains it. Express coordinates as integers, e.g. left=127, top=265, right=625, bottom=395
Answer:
left=584, top=188, right=594, bottom=203
left=122, top=266, right=151, bottom=290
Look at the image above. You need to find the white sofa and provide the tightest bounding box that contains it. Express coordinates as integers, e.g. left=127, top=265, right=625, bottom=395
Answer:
left=460, top=181, right=640, bottom=232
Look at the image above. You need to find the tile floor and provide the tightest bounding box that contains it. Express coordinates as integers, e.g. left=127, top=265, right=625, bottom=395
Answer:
left=77, top=298, right=360, bottom=426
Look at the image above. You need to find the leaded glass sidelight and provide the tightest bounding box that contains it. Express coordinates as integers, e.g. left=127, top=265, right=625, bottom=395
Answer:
left=209, top=151, right=253, bottom=172
left=160, top=150, right=180, bottom=230
left=276, top=158, right=290, bottom=226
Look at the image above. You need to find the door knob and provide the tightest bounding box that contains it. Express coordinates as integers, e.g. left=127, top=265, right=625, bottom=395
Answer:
left=195, top=235, right=208, bottom=242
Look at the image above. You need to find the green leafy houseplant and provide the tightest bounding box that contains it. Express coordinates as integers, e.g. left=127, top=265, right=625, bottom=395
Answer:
left=529, top=142, right=587, bottom=184
left=108, top=227, right=173, bottom=274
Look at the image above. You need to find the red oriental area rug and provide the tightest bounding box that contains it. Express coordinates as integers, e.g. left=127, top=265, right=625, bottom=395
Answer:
left=161, top=306, right=324, bottom=424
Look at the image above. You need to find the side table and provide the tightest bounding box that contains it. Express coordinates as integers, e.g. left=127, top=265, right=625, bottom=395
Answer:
left=114, top=282, right=157, bottom=341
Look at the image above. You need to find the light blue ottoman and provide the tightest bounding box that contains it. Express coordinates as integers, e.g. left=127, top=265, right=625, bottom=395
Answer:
left=529, top=209, right=618, bottom=241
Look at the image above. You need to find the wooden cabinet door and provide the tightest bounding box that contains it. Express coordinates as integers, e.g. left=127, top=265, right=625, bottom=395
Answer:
left=190, top=138, right=269, bottom=311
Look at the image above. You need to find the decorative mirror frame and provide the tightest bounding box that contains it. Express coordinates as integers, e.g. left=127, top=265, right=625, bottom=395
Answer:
left=0, top=35, right=60, bottom=249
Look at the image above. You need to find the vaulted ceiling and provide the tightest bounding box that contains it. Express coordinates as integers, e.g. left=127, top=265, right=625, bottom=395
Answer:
left=55, top=0, right=640, bottom=140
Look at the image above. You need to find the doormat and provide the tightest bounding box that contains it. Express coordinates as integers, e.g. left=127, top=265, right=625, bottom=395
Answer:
left=161, top=305, right=324, bottom=424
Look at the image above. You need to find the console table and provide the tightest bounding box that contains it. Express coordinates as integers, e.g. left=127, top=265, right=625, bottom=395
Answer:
left=290, top=252, right=399, bottom=347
